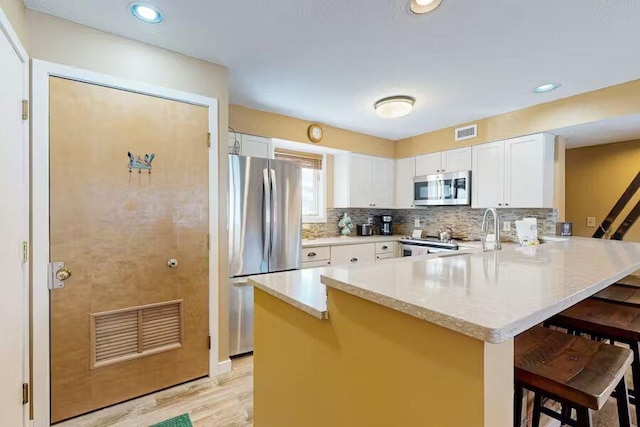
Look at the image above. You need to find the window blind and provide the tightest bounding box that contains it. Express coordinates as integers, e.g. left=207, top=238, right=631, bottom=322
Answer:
left=274, top=149, right=322, bottom=170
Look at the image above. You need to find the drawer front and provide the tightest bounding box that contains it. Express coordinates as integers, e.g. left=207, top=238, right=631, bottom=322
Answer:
left=302, top=260, right=331, bottom=269
left=375, top=253, right=394, bottom=261
left=302, top=246, right=330, bottom=262
left=375, top=242, right=395, bottom=254
left=330, top=243, right=375, bottom=266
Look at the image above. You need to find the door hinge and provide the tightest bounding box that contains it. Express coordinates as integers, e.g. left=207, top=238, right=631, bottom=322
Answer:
left=22, top=383, right=29, bottom=405
left=22, top=100, right=29, bottom=120
left=208, top=335, right=211, bottom=350
left=22, top=242, right=28, bottom=263
left=207, top=132, right=211, bottom=148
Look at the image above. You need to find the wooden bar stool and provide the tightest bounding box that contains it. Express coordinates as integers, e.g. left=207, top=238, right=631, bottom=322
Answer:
left=514, top=326, right=633, bottom=427
left=547, top=295, right=640, bottom=423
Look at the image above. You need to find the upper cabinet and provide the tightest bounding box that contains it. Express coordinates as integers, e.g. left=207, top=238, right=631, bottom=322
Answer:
left=228, top=132, right=272, bottom=159
left=334, top=153, right=394, bottom=209
left=472, top=133, right=555, bottom=209
left=415, top=147, right=471, bottom=176
left=395, top=157, right=416, bottom=209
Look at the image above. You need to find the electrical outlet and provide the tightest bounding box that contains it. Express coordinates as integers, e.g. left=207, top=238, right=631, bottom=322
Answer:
left=414, top=218, right=420, bottom=227
left=586, top=217, right=596, bottom=228
left=503, top=221, right=511, bottom=232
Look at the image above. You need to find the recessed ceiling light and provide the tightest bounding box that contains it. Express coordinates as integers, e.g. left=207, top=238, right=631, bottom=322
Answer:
left=130, top=2, right=163, bottom=24
left=375, top=96, right=416, bottom=119
left=410, top=0, right=442, bottom=14
left=533, top=83, right=560, bottom=94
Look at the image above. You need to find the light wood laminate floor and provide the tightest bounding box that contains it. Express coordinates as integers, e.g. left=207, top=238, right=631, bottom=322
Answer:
left=55, top=355, right=253, bottom=427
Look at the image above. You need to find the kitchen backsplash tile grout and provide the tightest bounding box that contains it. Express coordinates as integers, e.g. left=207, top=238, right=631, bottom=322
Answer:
left=302, top=207, right=557, bottom=242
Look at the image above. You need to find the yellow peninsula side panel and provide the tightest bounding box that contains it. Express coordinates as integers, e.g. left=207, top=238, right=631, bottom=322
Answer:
left=254, top=287, right=511, bottom=427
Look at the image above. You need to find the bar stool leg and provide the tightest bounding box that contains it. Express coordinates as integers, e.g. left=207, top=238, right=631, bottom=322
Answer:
left=531, top=393, right=542, bottom=427
left=514, top=385, right=523, bottom=427
left=560, top=403, right=571, bottom=425
left=631, top=342, right=640, bottom=422
left=575, top=407, right=593, bottom=427
left=615, top=377, right=632, bottom=427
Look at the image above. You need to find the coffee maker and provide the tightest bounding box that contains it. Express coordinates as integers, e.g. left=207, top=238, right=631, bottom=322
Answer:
left=377, top=215, right=393, bottom=236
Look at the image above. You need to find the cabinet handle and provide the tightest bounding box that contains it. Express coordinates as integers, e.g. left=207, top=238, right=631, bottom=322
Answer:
left=308, top=252, right=316, bottom=257
left=382, top=245, right=388, bottom=250
left=350, top=257, right=358, bottom=262
left=505, top=203, right=509, bottom=206
left=498, top=203, right=502, bottom=206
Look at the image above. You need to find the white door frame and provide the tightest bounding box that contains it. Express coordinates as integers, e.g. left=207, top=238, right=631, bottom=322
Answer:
left=0, top=6, right=29, bottom=427
left=32, top=60, right=225, bottom=427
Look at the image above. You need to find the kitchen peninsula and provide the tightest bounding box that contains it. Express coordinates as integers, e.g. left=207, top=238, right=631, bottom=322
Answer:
left=250, top=237, right=640, bottom=427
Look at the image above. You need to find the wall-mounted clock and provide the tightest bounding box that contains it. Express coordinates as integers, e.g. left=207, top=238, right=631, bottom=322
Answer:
left=307, top=123, right=323, bottom=143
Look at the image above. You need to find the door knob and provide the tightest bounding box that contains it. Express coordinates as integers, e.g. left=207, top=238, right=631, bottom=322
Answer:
left=167, top=259, right=179, bottom=268
left=55, top=268, right=71, bottom=281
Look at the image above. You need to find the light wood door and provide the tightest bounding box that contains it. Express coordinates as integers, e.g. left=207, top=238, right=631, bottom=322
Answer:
left=349, top=154, right=372, bottom=208
left=395, top=157, right=416, bottom=208
left=49, top=77, right=210, bottom=423
left=415, top=152, right=442, bottom=176
left=0, top=23, right=27, bottom=427
left=472, top=141, right=505, bottom=208
left=441, top=147, right=472, bottom=173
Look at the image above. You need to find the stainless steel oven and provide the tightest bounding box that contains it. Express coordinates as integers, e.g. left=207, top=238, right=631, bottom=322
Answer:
left=413, top=170, right=471, bottom=206
left=399, top=238, right=458, bottom=256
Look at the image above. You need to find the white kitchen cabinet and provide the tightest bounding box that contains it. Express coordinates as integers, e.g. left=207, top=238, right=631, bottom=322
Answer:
left=472, top=141, right=505, bottom=208
left=441, top=147, right=472, bottom=173
left=333, top=153, right=394, bottom=208
left=415, top=152, right=442, bottom=176
left=472, top=133, right=555, bottom=208
left=395, top=157, right=416, bottom=208
left=330, top=243, right=375, bottom=266
left=227, top=133, right=272, bottom=158
left=504, top=134, right=555, bottom=208
left=415, top=147, right=471, bottom=176
left=302, top=260, right=331, bottom=269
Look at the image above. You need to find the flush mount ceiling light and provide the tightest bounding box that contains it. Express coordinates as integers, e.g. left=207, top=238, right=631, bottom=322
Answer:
left=130, top=2, right=163, bottom=23
left=374, top=96, right=416, bottom=119
left=410, top=0, right=442, bottom=14
left=533, top=83, right=560, bottom=93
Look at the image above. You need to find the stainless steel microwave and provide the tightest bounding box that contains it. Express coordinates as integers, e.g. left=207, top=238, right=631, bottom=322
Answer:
left=413, top=170, right=471, bottom=206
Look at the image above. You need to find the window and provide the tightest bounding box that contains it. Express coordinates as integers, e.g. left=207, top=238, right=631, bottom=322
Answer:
left=274, top=149, right=326, bottom=222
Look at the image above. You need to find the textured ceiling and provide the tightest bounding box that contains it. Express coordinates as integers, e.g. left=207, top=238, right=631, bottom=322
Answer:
left=24, top=0, right=640, bottom=140
left=552, top=114, right=640, bottom=149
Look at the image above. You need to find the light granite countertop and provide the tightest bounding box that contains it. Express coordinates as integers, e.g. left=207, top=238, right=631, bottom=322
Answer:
left=302, top=235, right=403, bottom=248
left=320, top=237, right=640, bottom=343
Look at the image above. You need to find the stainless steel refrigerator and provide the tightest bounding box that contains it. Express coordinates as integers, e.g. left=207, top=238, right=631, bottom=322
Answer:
left=228, top=155, right=302, bottom=356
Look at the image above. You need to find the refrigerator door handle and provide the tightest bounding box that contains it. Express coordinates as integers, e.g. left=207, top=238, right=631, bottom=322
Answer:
left=263, top=168, right=271, bottom=264
left=270, top=168, right=278, bottom=254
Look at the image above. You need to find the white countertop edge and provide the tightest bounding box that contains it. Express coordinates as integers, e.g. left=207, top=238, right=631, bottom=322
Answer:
left=321, top=259, right=640, bottom=344
left=302, top=235, right=403, bottom=248
left=249, top=277, right=328, bottom=320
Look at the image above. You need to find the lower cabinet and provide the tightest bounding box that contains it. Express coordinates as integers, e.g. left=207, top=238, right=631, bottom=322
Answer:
left=302, top=260, right=331, bottom=269
left=330, top=243, right=375, bottom=266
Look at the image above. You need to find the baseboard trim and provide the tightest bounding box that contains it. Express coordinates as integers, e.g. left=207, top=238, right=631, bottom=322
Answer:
left=217, top=358, right=232, bottom=375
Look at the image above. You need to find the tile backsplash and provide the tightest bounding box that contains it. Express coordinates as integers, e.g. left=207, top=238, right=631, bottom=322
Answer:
left=303, top=207, right=557, bottom=242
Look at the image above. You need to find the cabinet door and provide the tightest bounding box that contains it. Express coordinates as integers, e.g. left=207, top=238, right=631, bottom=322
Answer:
left=415, top=152, right=442, bottom=176
left=240, top=135, right=271, bottom=158
left=472, top=141, right=505, bottom=208
left=371, top=157, right=394, bottom=208
left=330, top=243, right=375, bottom=266
left=441, top=147, right=471, bottom=173
left=349, top=154, right=372, bottom=208
left=505, top=134, right=554, bottom=208
left=395, top=157, right=416, bottom=208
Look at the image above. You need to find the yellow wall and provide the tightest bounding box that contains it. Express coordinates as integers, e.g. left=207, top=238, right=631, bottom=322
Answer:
left=566, top=140, right=640, bottom=241
left=254, top=287, right=512, bottom=427
left=230, top=104, right=395, bottom=157
left=26, top=10, right=232, bottom=362
left=0, top=0, right=26, bottom=45
left=396, top=79, right=640, bottom=158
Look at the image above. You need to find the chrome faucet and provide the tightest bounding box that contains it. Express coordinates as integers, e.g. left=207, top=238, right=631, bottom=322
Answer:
left=481, top=207, right=502, bottom=251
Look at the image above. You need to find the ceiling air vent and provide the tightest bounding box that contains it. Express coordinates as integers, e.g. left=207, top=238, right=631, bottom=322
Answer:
left=455, top=124, right=478, bottom=142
